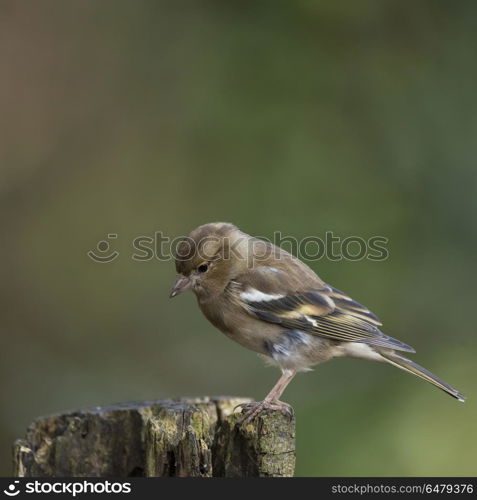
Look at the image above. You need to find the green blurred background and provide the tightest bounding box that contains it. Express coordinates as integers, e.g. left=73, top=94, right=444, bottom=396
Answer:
left=1, top=0, right=476, bottom=476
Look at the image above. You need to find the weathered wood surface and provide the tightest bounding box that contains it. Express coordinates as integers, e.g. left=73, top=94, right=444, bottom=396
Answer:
left=13, top=397, right=295, bottom=477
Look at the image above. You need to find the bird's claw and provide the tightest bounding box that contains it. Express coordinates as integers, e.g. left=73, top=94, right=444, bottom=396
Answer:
left=234, top=400, right=293, bottom=425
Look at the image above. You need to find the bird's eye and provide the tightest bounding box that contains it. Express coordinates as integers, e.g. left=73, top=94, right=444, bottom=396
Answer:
left=197, top=263, right=209, bottom=273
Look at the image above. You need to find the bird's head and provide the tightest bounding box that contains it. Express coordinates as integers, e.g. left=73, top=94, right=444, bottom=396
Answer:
left=170, top=222, right=249, bottom=300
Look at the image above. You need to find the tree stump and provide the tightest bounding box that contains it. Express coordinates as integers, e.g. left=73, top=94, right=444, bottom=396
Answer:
left=13, top=397, right=295, bottom=477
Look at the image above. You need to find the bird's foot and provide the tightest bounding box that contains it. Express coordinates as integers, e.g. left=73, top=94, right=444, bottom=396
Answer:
left=235, top=399, right=293, bottom=425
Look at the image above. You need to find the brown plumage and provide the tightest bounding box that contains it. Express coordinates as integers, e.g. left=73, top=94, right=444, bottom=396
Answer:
left=171, top=222, right=465, bottom=422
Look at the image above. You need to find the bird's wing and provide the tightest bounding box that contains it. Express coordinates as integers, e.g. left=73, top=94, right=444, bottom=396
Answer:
left=228, top=266, right=415, bottom=353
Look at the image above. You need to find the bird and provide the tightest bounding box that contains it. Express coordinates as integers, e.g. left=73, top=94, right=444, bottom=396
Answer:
left=170, top=222, right=465, bottom=422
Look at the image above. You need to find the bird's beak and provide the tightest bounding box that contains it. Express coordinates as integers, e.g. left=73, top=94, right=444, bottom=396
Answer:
left=170, top=274, right=192, bottom=298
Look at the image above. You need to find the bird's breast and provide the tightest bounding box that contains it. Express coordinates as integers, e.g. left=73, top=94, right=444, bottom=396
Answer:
left=198, top=297, right=335, bottom=370
left=198, top=297, right=284, bottom=355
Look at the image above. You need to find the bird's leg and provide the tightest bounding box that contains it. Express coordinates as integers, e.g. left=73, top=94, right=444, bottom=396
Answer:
left=264, top=369, right=296, bottom=402
left=237, top=369, right=296, bottom=424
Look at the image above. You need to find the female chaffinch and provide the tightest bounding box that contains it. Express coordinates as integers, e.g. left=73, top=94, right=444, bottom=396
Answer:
left=170, top=222, right=464, bottom=422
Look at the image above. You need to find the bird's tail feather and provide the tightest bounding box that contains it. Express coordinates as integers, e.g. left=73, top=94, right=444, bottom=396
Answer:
left=380, top=351, right=465, bottom=402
